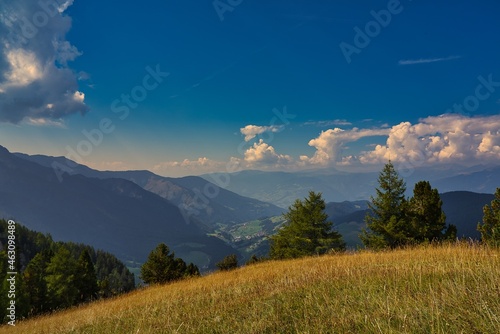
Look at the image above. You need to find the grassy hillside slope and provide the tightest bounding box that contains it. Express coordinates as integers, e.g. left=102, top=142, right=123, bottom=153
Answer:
left=3, top=243, right=500, bottom=333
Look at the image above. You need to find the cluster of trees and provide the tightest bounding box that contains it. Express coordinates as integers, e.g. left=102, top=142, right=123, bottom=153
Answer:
left=0, top=220, right=135, bottom=321
left=269, top=161, right=500, bottom=259
left=140, top=244, right=245, bottom=284
left=216, top=254, right=238, bottom=271
left=360, top=162, right=457, bottom=249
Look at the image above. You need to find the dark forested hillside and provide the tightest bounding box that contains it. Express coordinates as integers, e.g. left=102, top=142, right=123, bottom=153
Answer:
left=0, top=219, right=135, bottom=321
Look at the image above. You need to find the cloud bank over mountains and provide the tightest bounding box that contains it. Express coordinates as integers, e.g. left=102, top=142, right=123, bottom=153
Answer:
left=149, top=114, right=500, bottom=175
left=0, top=0, right=87, bottom=124
left=357, top=114, right=500, bottom=165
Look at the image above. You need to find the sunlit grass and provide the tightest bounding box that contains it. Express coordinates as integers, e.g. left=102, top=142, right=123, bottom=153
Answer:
left=3, top=242, right=500, bottom=333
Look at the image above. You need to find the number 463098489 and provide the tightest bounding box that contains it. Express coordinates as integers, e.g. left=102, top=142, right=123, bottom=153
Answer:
left=7, top=220, right=16, bottom=272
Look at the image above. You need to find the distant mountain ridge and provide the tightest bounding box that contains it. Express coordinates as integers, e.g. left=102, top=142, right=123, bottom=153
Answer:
left=15, top=153, right=284, bottom=230
left=202, top=166, right=500, bottom=208
left=202, top=170, right=378, bottom=208
left=1, top=146, right=236, bottom=269
left=440, top=191, right=495, bottom=240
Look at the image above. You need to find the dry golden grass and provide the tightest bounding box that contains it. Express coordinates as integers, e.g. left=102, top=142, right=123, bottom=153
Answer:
left=2, top=242, right=500, bottom=333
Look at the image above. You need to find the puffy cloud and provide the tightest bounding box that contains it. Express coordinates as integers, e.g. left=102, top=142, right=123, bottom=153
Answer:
left=244, top=139, right=292, bottom=166
left=304, top=127, right=390, bottom=165
left=478, top=131, right=500, bottom=156
left=2, top=49, right=43, bottom=86
left=359, top=114, right=500, bottom=165
left=0, top=0, right=88, bottom=124
left=240, top=124, right=284, bottom=141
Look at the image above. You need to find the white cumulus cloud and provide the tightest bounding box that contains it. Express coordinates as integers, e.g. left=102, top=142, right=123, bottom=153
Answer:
left=358, top=114, right=500, bottom=165
left=304, top=127, right=390, bottom=165
left=301, top=115, right=500, bottom=167
left=240, top=124, right=284, bottom=141
left=0, top=0, right=88, bottom=124
left=244, top=139, right=292, bottom=166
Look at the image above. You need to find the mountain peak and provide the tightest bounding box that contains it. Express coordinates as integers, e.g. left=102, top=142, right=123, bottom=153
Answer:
left=0, top=145, right=10, bottom=155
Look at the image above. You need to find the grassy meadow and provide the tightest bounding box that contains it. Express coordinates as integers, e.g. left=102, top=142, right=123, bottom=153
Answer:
left=2, top=242, right=500, bottom=333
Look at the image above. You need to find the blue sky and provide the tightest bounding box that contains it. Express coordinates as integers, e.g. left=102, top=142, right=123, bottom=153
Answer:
left=1, top=0, right=500, bottom=176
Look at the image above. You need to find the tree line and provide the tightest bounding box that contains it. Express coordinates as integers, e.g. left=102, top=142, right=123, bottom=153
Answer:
left=269, top=161, right=500, bottom=259
left=0, top=220, right=135, bottom=321
left=359, top=162, right=457, bottom=249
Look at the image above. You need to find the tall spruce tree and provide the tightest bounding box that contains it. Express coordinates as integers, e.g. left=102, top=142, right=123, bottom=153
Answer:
left=75, top=249, right=99, bottom=303
left=408, top=181, right=456, bottom=242
left=45, top=246, right=79, bottom=309
left=360, top=161, right=409, bottom=249
left=478, top=188, right=500, bottom=247
left=270, top=191, right=345, bottom=259
left=22, top=252, right=50, bottom=316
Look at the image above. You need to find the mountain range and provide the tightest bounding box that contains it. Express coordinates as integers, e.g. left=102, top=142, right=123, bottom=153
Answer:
left=15, top=153, right=284, bottom=231
left=0, top=145, right=497, bottom=269
left=2, top=146, right=277, bottom=269
left=202, top=166, right=500, bottom=208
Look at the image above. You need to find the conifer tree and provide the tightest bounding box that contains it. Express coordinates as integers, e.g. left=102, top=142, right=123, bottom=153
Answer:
left=185, top=263, right=200, bottom=277
left=270, top=191, right=345, bottom=259
left=478, top=188, right=500, bottom=246
left=75, top=249, right=99, bottom=302
left=408, top=181, right=456, bottom=242
left=216, top=254, right=238, bottom=271
left=22, top=252, right=49, bottom=315
left=45, top=246, right=79, bottom=309
left=360, top=161, right=409, bottom=249
left=140, top=243, right=191, bottom=284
